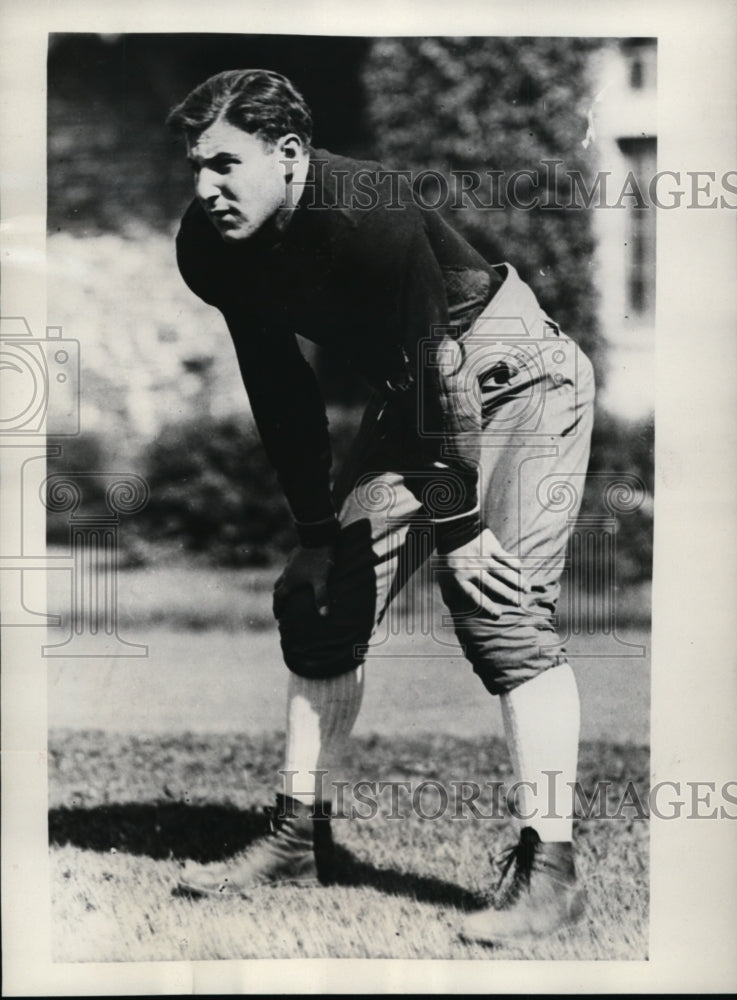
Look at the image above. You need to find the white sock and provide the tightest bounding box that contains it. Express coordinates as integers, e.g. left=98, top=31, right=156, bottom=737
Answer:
left=500, top=663, right=580, bottom=843
left=282, top=667, right=364, bottom=808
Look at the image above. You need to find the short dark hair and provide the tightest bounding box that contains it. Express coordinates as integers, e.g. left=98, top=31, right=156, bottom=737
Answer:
left=166, top=69, right=313, bottom=146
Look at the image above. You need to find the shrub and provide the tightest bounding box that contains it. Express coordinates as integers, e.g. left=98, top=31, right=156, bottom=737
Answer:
left=139, top=416, right=287, bottom=565
left=46, top=433, right=109, bottom=546
left=580, top=410, right=654, bottom=585
left=138, top=411, right=363, bottom=566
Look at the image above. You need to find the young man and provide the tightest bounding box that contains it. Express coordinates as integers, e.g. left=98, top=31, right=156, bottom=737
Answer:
left=167, top=69, right=595, bottom=944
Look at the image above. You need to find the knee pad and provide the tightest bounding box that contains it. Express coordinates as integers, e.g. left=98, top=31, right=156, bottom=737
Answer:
left=276, top=586, right=370, bottom=680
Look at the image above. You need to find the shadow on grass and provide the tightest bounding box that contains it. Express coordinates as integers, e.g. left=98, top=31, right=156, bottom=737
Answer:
left=49, top=802, right=270, bottom=864
left=324, top=842, right=479, bottom=910
left=49, top=802, right=480, bottom=910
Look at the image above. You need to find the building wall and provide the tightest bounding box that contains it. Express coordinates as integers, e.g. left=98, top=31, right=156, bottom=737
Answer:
left=590, top=39, right=657, bottom=420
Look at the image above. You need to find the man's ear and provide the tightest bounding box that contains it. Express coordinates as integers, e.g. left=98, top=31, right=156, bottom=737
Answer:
left=278, top=133, right=302, bottom=157
left=277, top=134, right=306, bottom=187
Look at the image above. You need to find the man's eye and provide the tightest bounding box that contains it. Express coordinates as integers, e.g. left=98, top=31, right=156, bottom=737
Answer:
left=188, top=158, right=238, bottom=179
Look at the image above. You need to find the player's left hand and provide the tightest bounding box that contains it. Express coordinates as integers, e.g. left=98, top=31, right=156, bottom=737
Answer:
left=273, top=543, right=335, bottom=618
left=436, top=527, right=527, bottom=619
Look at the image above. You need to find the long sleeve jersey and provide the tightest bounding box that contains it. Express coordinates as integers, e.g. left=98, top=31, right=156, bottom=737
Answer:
left=176, top=148, right=502, bottom=546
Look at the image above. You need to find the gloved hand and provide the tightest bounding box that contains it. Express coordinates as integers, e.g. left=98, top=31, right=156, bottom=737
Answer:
left=273, top=544, right=335, bottom=618
left=436, top=527, right=527, bottom=619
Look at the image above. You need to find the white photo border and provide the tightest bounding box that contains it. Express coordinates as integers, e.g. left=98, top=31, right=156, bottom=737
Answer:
left=2, top=0, right=736, bottom=993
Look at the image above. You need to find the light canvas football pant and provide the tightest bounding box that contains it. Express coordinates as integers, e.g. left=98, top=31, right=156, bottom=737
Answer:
left=276, top=264, right=595, bottom=695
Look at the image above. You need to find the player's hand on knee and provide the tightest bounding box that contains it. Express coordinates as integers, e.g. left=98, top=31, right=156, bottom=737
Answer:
left=273, top=544, right=335, bottom=619
left=437, top=527, right=527, bottom=619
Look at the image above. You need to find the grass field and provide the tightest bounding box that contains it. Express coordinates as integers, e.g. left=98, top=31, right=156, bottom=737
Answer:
left=47, top=559, right=650, bottom=963
left=49, top=730, right=649, bottom=962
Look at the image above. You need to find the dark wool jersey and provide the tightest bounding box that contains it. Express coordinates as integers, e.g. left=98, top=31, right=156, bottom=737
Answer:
left=176, top=148, right=503, bottom=543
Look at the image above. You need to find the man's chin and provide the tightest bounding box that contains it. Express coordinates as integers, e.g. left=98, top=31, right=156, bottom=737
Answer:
left=207, top=217, right=253, bottom=243
left=214, top=222, right=253, bottom=243
left=218, top=230, right=247, bottom=244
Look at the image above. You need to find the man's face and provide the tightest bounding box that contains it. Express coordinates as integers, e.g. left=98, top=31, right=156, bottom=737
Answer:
left=186, top=119, right=291, bottom=243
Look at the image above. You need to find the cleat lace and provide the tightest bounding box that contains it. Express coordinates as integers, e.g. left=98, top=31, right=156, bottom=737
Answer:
left=263, top=804, right=282, bottom=837
left=489, top=828, right=543, bottom=904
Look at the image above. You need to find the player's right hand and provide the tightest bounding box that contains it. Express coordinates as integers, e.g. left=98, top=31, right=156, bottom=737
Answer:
left=272, top=543, right=335, bottom=619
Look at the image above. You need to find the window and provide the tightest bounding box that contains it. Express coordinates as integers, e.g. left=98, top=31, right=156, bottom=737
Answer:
left=618, top=136, right=657, bottom=322
left=622, top=38, right=657, bottom=92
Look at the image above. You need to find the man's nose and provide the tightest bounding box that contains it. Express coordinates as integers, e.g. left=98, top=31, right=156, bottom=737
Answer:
left=195, top=168, right=221, bottom=203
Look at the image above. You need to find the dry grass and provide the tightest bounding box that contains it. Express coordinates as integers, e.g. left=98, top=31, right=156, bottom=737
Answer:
left=49, top=729, right=649, bottom=962
left=46, top=554, right=652, bottom=635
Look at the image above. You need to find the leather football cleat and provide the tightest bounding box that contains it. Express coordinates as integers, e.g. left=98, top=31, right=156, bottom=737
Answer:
left=176, top=795, right=333, bottom=899
left=461, top=827, right=585, bottom=944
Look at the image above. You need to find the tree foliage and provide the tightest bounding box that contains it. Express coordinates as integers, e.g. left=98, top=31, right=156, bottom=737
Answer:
left=362, top=37, right=604, bottom=375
